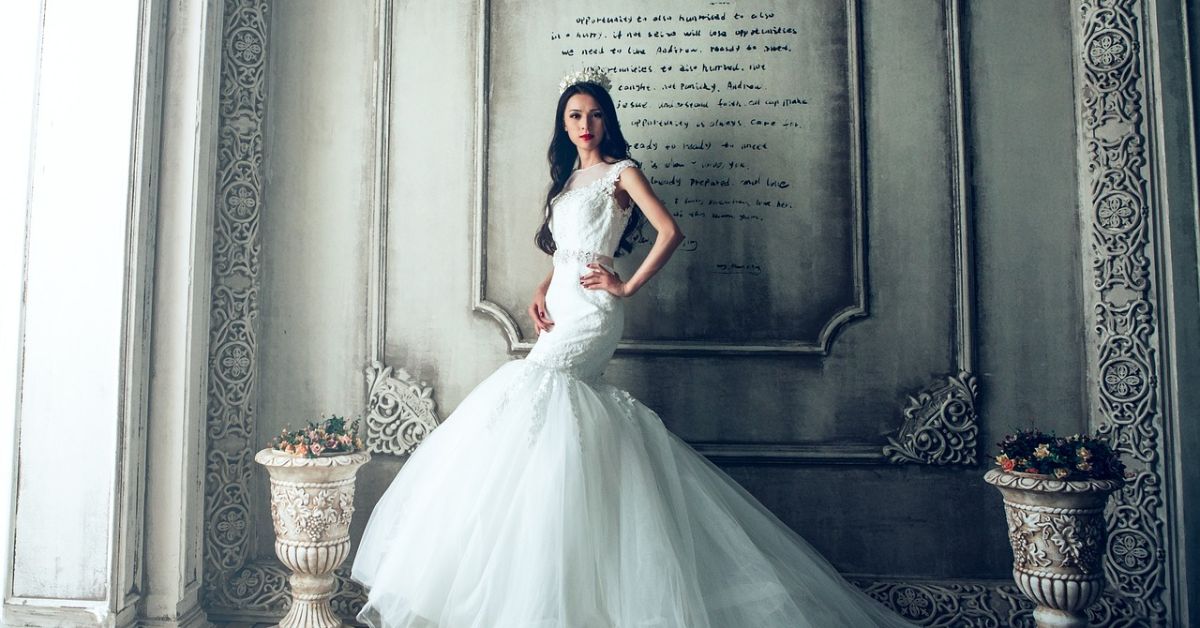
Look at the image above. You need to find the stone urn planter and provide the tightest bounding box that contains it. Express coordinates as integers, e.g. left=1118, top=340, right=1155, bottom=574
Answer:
left=984, top=468, right=1123, bottom=628
left=256, top=448, right=371, bottom=628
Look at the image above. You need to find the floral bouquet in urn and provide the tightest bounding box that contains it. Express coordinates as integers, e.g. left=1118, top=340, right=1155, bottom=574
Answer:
left=269, top=415, right=364, bottom=458
left=993, top=428, right=1126, bottom=480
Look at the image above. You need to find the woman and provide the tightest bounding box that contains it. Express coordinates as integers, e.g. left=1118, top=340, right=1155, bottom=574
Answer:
left=351, top=68, right=916, bottom=628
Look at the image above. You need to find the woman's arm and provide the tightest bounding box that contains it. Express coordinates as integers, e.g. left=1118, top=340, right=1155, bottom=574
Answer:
left=528, top=268, right=555, bottom=332
left=582, top=166, right=684, bottom=297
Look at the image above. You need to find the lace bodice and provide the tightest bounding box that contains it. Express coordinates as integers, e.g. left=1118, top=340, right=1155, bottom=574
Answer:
left=549, top=159, right=636, bottom=256
left=524, top=159, right=637, bottom=383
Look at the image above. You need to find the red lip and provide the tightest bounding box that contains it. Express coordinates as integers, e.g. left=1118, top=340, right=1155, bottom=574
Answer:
left=580, top=133, right=594, bottom=141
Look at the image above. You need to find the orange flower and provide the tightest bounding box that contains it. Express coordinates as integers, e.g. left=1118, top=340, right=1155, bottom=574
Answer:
left=295, top=443, right=309, bottom=456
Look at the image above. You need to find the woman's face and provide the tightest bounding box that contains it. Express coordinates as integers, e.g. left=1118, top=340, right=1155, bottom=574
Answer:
left=563, top=93, right=605, bottom=150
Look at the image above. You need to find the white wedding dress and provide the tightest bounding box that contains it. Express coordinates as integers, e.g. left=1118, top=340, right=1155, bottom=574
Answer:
left=351, top=160, right=916, bottom=628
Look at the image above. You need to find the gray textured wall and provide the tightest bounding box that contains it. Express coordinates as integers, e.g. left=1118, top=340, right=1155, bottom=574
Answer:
left=255, top=0, right=1086, bottom=582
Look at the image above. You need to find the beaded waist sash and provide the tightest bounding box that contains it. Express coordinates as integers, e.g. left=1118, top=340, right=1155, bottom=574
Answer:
left=553, top=248, right=615, bottom=269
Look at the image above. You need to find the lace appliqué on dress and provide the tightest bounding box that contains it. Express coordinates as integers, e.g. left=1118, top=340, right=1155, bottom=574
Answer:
left=525, top=369, right=556, bottom=444
left=484, top=377, right=520, bottom=431
left=595, top=383, right=638, bottom=425
left=553, top=249, right=614, bottom=268
left=603, top=160, right=636, bottom=219
left=548, top=159, right=637, bottom=259
left=511, top=362, right=586, bottom=452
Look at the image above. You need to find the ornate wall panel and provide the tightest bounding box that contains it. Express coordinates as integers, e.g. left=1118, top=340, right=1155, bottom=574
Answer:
left=882, top=0, right=979, bottom=468
left=1074, top=0, right=1171, bottom=622
left=475, top=0, right=868, bottom=355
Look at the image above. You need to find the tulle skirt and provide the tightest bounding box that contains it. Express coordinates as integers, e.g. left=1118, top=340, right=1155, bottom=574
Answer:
left=350, top=359, right=914, bottom=628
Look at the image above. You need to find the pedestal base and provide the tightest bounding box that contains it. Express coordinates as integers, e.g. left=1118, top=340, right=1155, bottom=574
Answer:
left=279, top=574, right=341, bottom=628
left=1032, top=606, right=1087, bottom=628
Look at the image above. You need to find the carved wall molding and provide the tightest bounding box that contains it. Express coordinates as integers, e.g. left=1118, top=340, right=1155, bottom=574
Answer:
left=203, top=562, right=366, bottom=623
left=366, top=0, right=393, bottom=361
left=1073, top=0, right=1170, bottom=622
left=883, top=372, right=979, bottom=466
left=470, top=0, right=869, bottom=356
left=212, top=573, right=1154, bottom=627
left=855, top=578, right=1147, bottom=627
left=855, top=579, right=1032, bottom=627
left=363, top=361, right=441, bottom=456
left=203, top=0, right=270, bottom=612
left=880, top=0, right=978, bottom=468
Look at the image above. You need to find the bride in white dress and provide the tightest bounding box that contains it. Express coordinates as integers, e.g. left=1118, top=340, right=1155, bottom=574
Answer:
left=351, top=68, right=917, bottom=628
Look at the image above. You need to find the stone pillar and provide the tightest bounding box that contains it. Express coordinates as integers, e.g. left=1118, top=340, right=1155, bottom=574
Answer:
left=1070, top=0, right=1200, bottom=624
left=141, top=0, right=223, bottom=627
left=0, top=2, right=39, bottom=623
left=6, top=1, right=164, bottom=626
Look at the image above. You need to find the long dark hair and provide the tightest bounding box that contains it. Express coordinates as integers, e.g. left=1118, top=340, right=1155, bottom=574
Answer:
left=535, top=81, right=644, bottom=257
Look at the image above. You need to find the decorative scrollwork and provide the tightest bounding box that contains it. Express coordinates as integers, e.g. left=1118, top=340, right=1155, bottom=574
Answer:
left=855, top=579, right=1150, bottom=628
left=1085, top=31, right=1132, bottom=71
left=883, top=372, right=979, bottom=465
left=209, top=560, right=367, bottom=619
left=330, top=568, right=369, bottom=617
left=219, top=562, right=289, bottom=609
left=205, top=0, right=270, bottom=611
left=855, top=580, right=1029, bottom=627
left=363, top=361, right=441, bottom=456
left=205, top=448, right=255, bottom=577
left=1076, top=0, right=1169, bottom=621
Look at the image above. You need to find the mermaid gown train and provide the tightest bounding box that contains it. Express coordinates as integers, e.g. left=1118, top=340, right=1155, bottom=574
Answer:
left=350, top=160, right=916, bottom=628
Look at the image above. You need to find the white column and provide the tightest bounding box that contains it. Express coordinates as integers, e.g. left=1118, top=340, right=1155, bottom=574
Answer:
left=141, top=0, right=221, bottom=627
left=0, top=1, right=41, bottom=625
left=6, top=1, right=163, bottom=626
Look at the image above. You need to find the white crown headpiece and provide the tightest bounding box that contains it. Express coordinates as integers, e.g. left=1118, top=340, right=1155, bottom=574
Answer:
left=558, top=67, right=611, bottom=94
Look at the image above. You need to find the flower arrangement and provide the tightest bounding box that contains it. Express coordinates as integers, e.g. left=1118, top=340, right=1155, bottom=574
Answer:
left=269, top=415, right=364, bottom=458
left=993, top=428, right=1126, bottom=480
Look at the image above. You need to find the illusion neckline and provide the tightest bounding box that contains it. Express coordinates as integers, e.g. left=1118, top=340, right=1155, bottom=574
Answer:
left=553, top=158, right=634, bottom=202
left=575, top=159, right=619, bottom=173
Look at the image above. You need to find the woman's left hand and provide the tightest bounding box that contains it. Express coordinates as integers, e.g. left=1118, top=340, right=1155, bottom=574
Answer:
left=580, top=263, right=629, bottom=297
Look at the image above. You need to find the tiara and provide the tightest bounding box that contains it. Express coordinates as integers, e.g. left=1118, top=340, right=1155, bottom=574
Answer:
left=558, top=67, right=611, bottom=94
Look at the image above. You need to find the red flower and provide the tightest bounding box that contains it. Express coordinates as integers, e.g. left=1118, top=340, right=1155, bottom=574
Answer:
left=1002, top=459, right=1016, bottom=472
left=1025, top=467, right=1038, bottom=473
